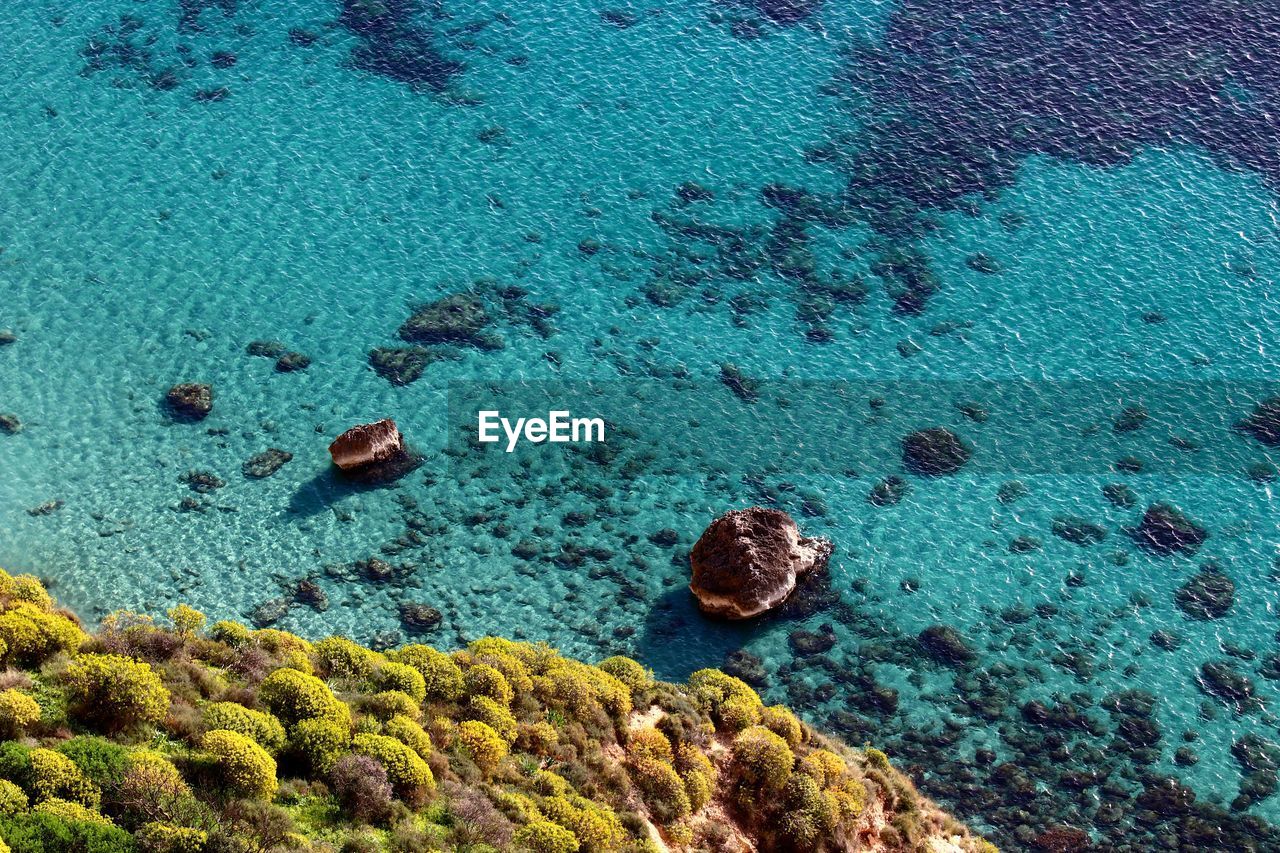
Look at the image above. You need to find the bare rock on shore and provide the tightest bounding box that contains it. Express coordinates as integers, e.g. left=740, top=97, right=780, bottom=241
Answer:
left=689, top=506, right=832, bottom=619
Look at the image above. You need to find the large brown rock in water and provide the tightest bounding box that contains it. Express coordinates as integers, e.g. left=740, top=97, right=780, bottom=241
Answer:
left=690, top=507, right=832, bottom=619
left=329, top=419, right=406, bottom=471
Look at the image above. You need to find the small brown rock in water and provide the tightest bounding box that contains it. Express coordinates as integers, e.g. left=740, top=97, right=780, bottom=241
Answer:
left=328, top=419, right=405, bottom=471
left=689, top=506, right=832, bottom=620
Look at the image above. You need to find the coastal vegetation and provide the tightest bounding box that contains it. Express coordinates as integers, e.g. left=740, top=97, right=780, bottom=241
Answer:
left=0, top=568, right=989, bottom=852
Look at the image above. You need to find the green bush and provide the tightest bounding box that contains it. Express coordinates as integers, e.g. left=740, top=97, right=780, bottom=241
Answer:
left=731, top=726, right=793, bottom=793
left=259, top=668, right=348, bottom=727
left=290, top=717, right=350, bottom=775
left=351, top=733, right=434, bottom=802
left=456, top=720, right=508, bottom=776
left=313, top=636, right=378, bottom=680
left=202, top=702, right=286, bottom=753
left=596, top=657, right=653, bottom=692
left=0, top=779, right=28, bottom=815
left=136, top=821, right=208, bottom=853
left=61, top=654, right=170, bottom=733
left=384, top=715, right=432, bottom=760
left=0, top=809, right=134, bottom=853
left=201, top=730, right=277, bottom=800
left=0, top=689, right=40, bottom=736
left=513, top=820, right=580, bottom=853
left=373, top=661, right=426, bottom=702
left=627, top=729, right=673, bottom=764
left=386, top=645, right=464, bottom=701
left=29, top=748, right=101, bottom=808
left=53, top=737, right=128, bottom=791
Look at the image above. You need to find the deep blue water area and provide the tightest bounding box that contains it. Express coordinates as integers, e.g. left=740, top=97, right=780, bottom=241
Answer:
left=3, top=0, right=1280, bottom=847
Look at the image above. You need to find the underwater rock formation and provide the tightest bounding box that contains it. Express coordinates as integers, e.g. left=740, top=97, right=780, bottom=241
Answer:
left=242, top=448, right=292, bottom=479
left=901, top=427, right=972, bottom=476
left=689, top=506, right=833, bottom=619
left=1175, top=564, right=1235, bottom=619
left=1238, top=397, right=1280, bottom=446
left=1131, top=503, right=1208, bottom=556
left=165, top=383, right=213, bottom=421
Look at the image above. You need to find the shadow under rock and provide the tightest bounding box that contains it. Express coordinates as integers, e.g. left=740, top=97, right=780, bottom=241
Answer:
left=635, top=585, right=765, bottom=683
left=285, top=455, right=421, bottom=518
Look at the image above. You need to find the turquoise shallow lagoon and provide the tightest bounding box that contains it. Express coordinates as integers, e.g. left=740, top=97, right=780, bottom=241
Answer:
left=4, top=0, right=1280, bottom=846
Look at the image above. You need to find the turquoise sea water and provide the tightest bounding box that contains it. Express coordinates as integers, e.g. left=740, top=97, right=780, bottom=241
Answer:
left=3, top=0, right=1280, bottom=846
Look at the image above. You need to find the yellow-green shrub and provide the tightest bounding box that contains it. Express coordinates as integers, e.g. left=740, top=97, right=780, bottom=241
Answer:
left=627, top=756, right=690, bottom=823
left=732, top=726, right=793, bottom=793
left=0, top=779, right=27, bottom=815
left=386, top=645, right=463, bottom=701
left=137, top=821, right=208, bottom=853
left=259, top=668, right=348, bottom=726
left=464, top=664, right=513, bottom=706
left=468, top=695, right=518, bottom=744
left=798, top=749, right=846, bottom=787
left=597, top=656, right=653, bottom=692
left=209, top=620, right=252, bottom=647
left=201, top=730, right=277, bottom=800
left=865, top=748, right=890, bottom=770
left=761, top=705, right=804, bottom=748
left=627, top=728, right=673, bottom=763
left=779, top=772, right=835, bottom=847
left=313, top=636, right=378, bottom=680
left=11, top=576, right=52, bottom=611
left=538, top=662, right=632, bottom=719
left=251, top=629, right=313, bottom=657
left=384, top=715, right=432, bottom=760
left=688, top=669, right=762, bottom=733
left=517, top=721, right=559, bottom=755
left=0, top=689, right=40, bottom=735
left=33, top=797, right=113, bottom=826
left=351, top=733, right=434, bottom=800
left=61, top=653, right=170, bottom=733
left=290, top=717, right=350, bottom=775
left=373, top=661, right=426, bottom=702
left=30, top=748, right=100, bottom=807
left=202, top=702, right=286, bottom=753
left=366, top=690, right=421, bottom=722
left=166, top=605, right=206, bottom=637
left=456, top=720, right=507, bottom=776
left=675, top=744, right=715, bottom=812
left=539, top=795, right=623, bottom=853
left=513, top=820, right=580, bottom=853
left=0, top=603, right=85, bottom=664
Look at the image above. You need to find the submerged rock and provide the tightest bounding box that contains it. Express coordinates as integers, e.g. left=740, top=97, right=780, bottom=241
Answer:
left=0, top=330, right=16, bottom=345
left=243, top=448, right=292, bottom=479
left=1175, top=564, right=1235, bottom=619
left=0, top=414, right=21, bottom=435
left=399, top=293, right=495, bottom=348
left=1131, top=503, right=1207, bottom=556
left=917, top=624, right=976, bottom=666
left=868, top=475, right=909, bottom=506
left=1237, top=397, right=1280, bottom=446
left=689, top=506, right=832, bottom=619
left=368, top=346, right=432, bottom=385
left=165, top=383, right=213, bottom=421
left=275, top=351, right=311, bottom=372
left=180, top=470, right=225, bottom=493
left=1198, top=660, right=1259, bottom=713
left=398, top=602, right=442, bottom=634
left=901, top=427, right=972, bottom=476
left=1051, top=515, right=1108, bottom=546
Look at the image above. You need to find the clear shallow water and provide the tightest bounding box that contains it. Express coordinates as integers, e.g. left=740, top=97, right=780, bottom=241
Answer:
left=3, top=0, right=1280, bottom=846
